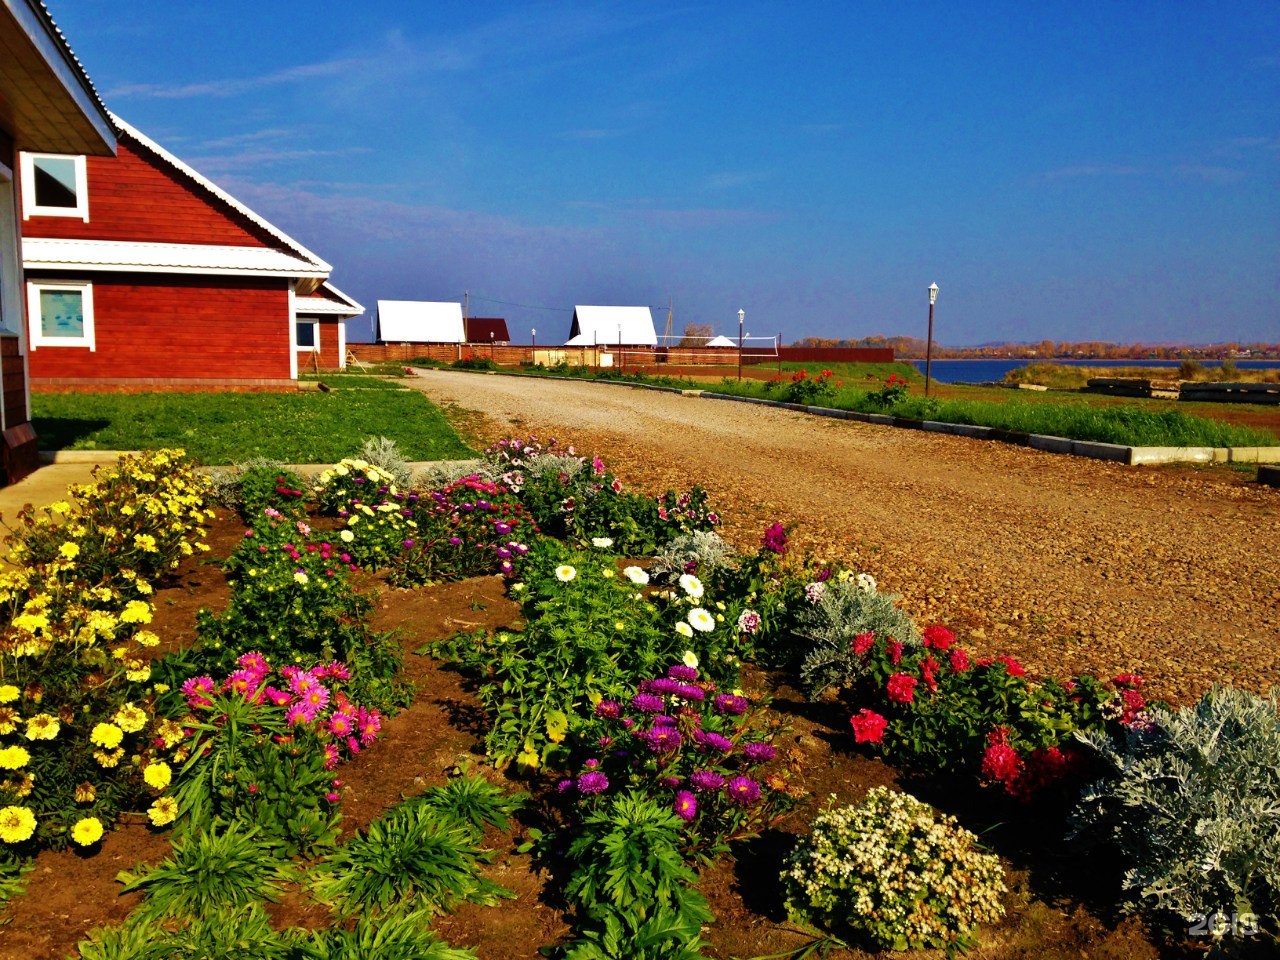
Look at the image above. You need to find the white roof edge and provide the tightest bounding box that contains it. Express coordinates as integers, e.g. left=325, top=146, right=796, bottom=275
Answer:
left=24, top=261, right=328, bottom=280
left=316, top=280, right=363, bottom=313
left=107, top=111, right=332, bottom=273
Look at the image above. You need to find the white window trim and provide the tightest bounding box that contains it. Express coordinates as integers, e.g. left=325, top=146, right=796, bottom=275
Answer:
left=296, top=319, right=320, bottom=350
left=20, top=153, right=90, bottom=222
left=28, top=280, right=95, bottom=350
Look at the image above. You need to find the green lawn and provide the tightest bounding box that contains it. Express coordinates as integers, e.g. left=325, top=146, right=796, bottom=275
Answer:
left=32, top=383, right=476, bottom=465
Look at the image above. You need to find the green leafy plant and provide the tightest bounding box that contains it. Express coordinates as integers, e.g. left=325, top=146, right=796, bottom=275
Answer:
left=782, top=787, right=1006, bottom=952
left=765, top=368, right=840, bottom=406
left=301, top=909, right=479, bottom=960
left=410, top=772, right=527, bottom=836
left=309, top=801, right=514, bottom=920
left=794, top=573, right=923, bottom=690
left=235, top=463, right=309, bottom=521
left=863, top=373, right=910, bottom=409
left=1070, top=685, right=1280, bottom=935
left=120, top=821, right=294, bottom=922
left=558, top=791, right=713, bottom=959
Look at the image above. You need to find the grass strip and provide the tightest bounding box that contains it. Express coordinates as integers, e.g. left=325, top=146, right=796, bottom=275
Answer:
left=32, top=389, right=476, bottom=465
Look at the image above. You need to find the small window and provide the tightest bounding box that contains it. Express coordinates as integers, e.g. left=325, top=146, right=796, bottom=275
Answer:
left=296, top=321, right=318, bottom=349
left=20, top=153, right=89, bottom=221
left=28, top=281, right=95, bottom=350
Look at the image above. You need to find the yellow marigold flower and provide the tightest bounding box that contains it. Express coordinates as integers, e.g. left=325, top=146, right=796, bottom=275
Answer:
left=88, top=611, right=117, bottom=637
left=133, top=533, right=158, bottom=552
left=148, top=796, right=179, bottom=827
left=24, top=714, right=59, bottom=741
left=134, top=580, right=154, bottom=596
left=90, top=722, right=124, bottom=749
left=126, top=662, right=152, bottom=683
left=156, top=719, right=185, bottom=749
left=143, top=761, right=172, bottom=790
left=0, top=707, right=18, bottom=735
left=0, top=805, right=36, bottom=843
left=58, top=541, right=80, bottom=559
left=0, top=746, right=31, bottom=770
left=50, top=500, right=72, bottom=515
left=93, top=748, right=123, bottom=768
left=197, top=542, right=211, bottom=552
left=70, top=816, right=104, bottom=846
left=120, top=568, right=137, bottom=580
left=92, top=586, right=115, bottom=602
left=75, top=782, right=96, bottom=803
left=120, top=600, right=152, bottom=625
left=151, top=682, right=170, bottom=694
left=10, top=773, right=35, bottom=798
left=179, top=542, right=193, bottom=556
left=134, top=630, right=160, bottom=648
left=0, top=685, right=20, bottom=704
left=114, top=703, right=148, bottom=734
left=13, top=613, right=50, bottom=636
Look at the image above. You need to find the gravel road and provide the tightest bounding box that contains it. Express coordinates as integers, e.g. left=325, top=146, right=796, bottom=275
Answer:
left=406, top=370, right=1280, bottom=705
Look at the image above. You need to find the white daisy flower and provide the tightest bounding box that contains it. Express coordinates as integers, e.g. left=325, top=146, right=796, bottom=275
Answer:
left=675, top=621, right=694, bottom=638
left=682, top=650, right=699, bottom=668
left=678, top=573, right=704, bottom=599
left=555, top=565, right=576, bottom=582
left=623, top=566, right=649, bottom=585
left=687, top=607, right=716, bottom=633
left=591, top=537, right=614, bottom=549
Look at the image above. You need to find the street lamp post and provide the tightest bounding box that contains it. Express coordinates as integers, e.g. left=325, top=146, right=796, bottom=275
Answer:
left=531, top=328, right=536, bottom=363
left=737, top=308, right=745, bottom=381
left=925, top=282, right=938, bottom=397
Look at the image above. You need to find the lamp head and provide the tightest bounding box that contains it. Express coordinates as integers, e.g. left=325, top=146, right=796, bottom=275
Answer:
left=928, top=282, right=939, bottom=305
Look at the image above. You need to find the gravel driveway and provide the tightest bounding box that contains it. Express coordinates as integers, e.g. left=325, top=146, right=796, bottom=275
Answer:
left=406, top=369, right=1280, bottom=705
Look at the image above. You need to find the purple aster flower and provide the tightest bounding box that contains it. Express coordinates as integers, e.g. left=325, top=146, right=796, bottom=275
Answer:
left=646, top=678, right=682, bottom=697
left=673, top=790, right=698, bottom=822
left=576, top=771, right=610, bottom=795
left=689, top=770, right=725, bottom=792
left=667, top=665, right=698, bottom=682
left=644, top=725, right=683, bottom=753
left=556, top=779, right=574, bottom=793
left=726, top=776, right=762, bottom=805
left=660, top=776, right=681, bottom=788
left=713, top=694, right=749, bottom=716
left=695, top=730, right=734, bottom=752
left=761, top=522, right=788, bottom=555
left=743, top=742, right=777, bottom=763
left=675, top=684, right=705, bottom=702
left=595, top=699, right=622, bottom=719
left=631, top=692, right=665, bottom=713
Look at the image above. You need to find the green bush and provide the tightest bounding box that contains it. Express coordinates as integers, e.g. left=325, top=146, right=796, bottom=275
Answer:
left=1070, top=685, right=1280, bottom=935
left=782, top=787, right=1006, bottom=952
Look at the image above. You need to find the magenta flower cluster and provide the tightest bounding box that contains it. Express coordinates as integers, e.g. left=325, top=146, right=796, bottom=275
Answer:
left=179, top=652, right=383, bottom=770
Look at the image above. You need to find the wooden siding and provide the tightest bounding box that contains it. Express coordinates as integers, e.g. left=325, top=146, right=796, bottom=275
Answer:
left=27, top=273, right=292, bottom=381
left=1, top=334, right=27, bottom=425
left=20, top=138, right=275, bottom=248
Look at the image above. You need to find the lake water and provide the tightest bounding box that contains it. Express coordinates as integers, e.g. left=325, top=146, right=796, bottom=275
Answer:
left=907, top=358, right=1280, bottom=384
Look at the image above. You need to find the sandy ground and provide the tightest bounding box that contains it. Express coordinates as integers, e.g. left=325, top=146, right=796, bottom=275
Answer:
left=405, top=369, right=1280, bottom=706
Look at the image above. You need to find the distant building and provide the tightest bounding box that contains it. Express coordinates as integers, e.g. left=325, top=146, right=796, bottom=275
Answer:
left=463, top=317, right=509, bottom=344
left=375, top=300, right=465, bottom=343
left=566, top=305, right=657, bottom=346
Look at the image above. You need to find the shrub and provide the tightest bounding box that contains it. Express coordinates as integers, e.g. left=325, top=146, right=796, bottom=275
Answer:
left=782, top=787, right=1006, bottom=952
left=236, top=463, right=309, bottom=521
left=649, top=531, right=737, bottom=589
left=1069, top=685, right=1280, bottom=934
left=863, top=373, right=910, bottom=409
left=765, top=368, right=839, bottom=406
left=360, top=435, right=415, bottom=489
left=452, top=353, right=498, bottom=371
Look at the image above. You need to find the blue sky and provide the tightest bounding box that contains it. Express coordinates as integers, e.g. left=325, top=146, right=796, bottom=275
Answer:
left=51, top=1, right=1279, bottom=346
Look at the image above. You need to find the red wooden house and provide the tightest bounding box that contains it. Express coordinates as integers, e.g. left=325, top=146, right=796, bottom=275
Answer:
left=19, top=112, right=361, bottom=390
left=1, top=0, right=116, bottom=482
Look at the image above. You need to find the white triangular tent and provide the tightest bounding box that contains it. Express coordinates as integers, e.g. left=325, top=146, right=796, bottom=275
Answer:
left=567, top=305, right=657, bottom=346
left=705, top=335, right=737, bottom=347
left=375, top=300, right=465, bottom=343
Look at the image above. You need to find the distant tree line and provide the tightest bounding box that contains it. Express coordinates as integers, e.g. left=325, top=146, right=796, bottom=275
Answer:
left=792, top=335, right=1280, bottom=361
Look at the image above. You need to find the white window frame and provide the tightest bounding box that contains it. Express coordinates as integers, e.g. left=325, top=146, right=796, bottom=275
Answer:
left=28, top=280, right=95, bottom=350
left=296, top=319, right=319, bottom=350
left=20, top=153, right=90, bottom=221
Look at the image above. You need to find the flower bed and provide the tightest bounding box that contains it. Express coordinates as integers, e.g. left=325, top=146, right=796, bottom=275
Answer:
left=1, top=441, right=1276, bottom=958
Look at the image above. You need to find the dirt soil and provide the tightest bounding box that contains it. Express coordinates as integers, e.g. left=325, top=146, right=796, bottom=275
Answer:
left=3, top=369, right=1277, bottom=958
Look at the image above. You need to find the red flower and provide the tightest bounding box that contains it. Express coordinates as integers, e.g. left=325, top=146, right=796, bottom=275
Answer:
left=995, top=654, right=1025, bottom=677
left=948, top=648, right=971, bottom=673
left=887, top=640, right=904, bottom=665
left=921, top=624, right=954, bottom=651
left=920, top=656, right=939, bottom=694
left=981, top=741, right=1024, bottom=785
left=886, top=673, right=917, bottom=704
left=852, top=631, right=876, bottom=655
left=1113, top=672, right=1144, bottom=689
left=850, top=709, right=888, bottom=744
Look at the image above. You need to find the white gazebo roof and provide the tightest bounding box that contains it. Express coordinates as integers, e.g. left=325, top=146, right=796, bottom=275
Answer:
left=705, top=334, right=737, bottom=347
left=568, top=305, right=656, bottom=346
left=375, top=300, right=465, bottom=343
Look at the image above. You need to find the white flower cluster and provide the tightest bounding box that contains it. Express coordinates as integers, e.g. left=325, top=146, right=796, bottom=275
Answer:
left=782, top=787, right=1006, bottom=950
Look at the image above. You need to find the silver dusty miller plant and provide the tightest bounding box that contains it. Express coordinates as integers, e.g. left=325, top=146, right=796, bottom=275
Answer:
left=1069, top=684, right=1280, bottom=936
left=795, top=576, right=923, bottom=698
left=649, top=530, right=739, bottom=586
left=359, top=435, right=414, bottom=490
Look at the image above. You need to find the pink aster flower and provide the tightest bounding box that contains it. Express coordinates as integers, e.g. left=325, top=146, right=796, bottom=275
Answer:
left=673, top=790, right=698, bottom=822
left=328, top=711, right=354, bottom=738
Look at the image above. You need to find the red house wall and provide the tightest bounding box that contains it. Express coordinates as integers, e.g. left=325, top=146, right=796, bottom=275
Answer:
left=21, top=138, right=273, bottom=248
left=27, top=273, right=293, bottom=385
